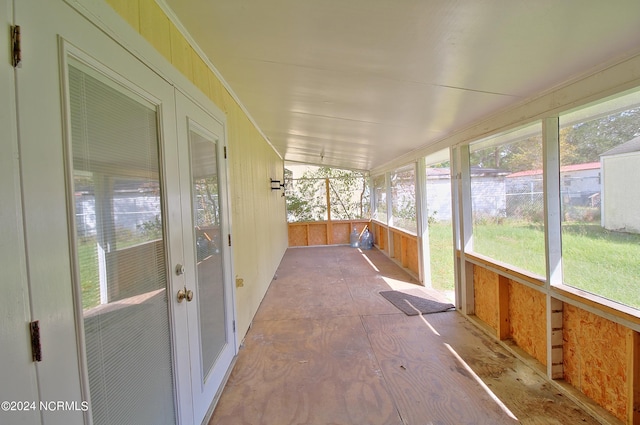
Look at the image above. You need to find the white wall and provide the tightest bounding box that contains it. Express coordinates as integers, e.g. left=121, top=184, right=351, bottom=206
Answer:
left=603, top=152, right=640, bottom=232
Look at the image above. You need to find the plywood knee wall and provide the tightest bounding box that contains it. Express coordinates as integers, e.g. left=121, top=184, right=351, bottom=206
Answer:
left=472, top=262, right=639, bottom=423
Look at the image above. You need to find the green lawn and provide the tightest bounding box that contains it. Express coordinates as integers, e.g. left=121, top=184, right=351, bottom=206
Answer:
left=79, top=221, right=640, bottom=311
left=473, top=223, right=546, bottom=277
left=452, top=221, right=640, bottom=309
left=77, top=231, right=161, bottom=310
left=428, top=223, right=455, bottom=291
left=78, top=237, right=100, bottom=309
left=561, top=224, right=640, bottom=309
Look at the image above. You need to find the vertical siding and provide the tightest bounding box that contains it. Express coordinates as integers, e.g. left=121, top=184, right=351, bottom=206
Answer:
left=138, top=0, right=171, bottom=61
left=106, top=0, right=288, bottom=337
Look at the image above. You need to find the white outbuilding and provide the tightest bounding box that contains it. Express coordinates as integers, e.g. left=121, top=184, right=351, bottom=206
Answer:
left=601, top=136, right=640, bottom=233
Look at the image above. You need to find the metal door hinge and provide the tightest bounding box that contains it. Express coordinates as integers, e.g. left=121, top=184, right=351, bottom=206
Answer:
left=228, top=234, right=231, bottom=247
left=223, top=146, right=227, bottom=159
left=30, top=320, right=42, bottom=362
left=232, top=320, right=236, bottom=333
left=11, top=25, right=21, bottom=68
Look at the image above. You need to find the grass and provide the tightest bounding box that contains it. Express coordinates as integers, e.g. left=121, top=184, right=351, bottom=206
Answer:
left=473, top=223, right=547, bottom=277
left=428, top=223, right=455, bottom=291
left=561, top=224, right=640, bottom=309
left=78, top=237, right=100, bottom=309
left=463, top=221, right=640, bottom=309
left=79, top=220, right=640, bottom=311
left=77, top=230, right=161, bottom=310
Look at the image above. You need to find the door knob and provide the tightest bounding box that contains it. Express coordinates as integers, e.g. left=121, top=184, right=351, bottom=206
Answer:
left=177, top=287, right=194, bottom=303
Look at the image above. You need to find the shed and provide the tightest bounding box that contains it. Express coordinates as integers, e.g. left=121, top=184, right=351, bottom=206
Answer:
left=601, top=136, right=640, bottom=233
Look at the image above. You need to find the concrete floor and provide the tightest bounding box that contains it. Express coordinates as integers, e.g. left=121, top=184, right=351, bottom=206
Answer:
left=208, top=246, right=601, bottom=425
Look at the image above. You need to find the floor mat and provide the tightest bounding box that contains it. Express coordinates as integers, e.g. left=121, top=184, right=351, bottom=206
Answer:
left=379, top=289, right=455, bottom=316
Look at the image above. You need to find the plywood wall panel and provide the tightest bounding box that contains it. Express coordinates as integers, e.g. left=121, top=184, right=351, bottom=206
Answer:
left=473, top=266, right=498, bottom=331
left=379, top=227, right=387, bottom=253
left=288, top=225, right=308, bottom=247
left=563, top=304, right=627, bottom=421
left=308, top=223, right=328, bottom=246
left=628, top=329, right=640, bottom=424
left=508, top=281, right=546, bottom=366
left=406, top=236, right=419, bottom=275
left=332, top=223, right=350, bottom=245
left=392, top=232, right=402, bottom=260
left=372, top=222, right=387, bottom=252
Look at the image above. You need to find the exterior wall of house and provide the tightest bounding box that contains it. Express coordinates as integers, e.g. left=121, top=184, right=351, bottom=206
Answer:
left=106, top=0, right=288, bottom=337
left=602, top=152, right=640, bottom=233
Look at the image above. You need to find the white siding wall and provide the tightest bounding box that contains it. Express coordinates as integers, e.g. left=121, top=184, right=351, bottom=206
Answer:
left=603, top=152, right=640, bottom=233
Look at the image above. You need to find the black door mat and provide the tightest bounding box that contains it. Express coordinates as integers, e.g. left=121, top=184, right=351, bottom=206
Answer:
left=379, top=290, right=455, bottom=316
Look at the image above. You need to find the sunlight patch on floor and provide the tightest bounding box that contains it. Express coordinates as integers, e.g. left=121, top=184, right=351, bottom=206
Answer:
left=445, top=343, right=519, bottom=422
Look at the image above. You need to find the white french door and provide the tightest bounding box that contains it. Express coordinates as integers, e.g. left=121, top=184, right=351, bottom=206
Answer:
left=62, top=48, right=181, bottom=425
left=13, top=1, right=236, bottom=424
left=175, top=91, right=236, bottom=423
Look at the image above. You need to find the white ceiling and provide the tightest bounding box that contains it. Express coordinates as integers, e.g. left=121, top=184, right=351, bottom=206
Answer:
left=163, top=0, right=640, bottom=171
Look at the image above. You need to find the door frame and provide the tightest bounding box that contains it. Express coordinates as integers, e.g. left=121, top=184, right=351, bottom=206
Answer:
left=57, top=33, right=237, bottom=425
left=0, top=0, right=41, bottom=423
left=175, top=89, right=237, bottom=423
left=57, top=23, right=238, bottom=425
left=58, top=36, right=190, bottom=424
left=15, top=1, right=237, bottom=422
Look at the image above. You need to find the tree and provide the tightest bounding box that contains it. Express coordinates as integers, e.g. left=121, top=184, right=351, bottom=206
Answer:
left=560, top=108, right=640, bottom=165
left=285, top=166, right=369, bottom=222
left=470, top=136, right=542, bottom=172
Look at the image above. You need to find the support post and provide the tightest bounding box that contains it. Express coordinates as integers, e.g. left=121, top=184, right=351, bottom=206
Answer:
left=543, top=116, right=563, bottom=379
left=627, top=329, right=640, bottom=424
left=325, top=178, right=332, bottom=244
left=415, top=158, right=431, bottom=286
left=497, top=275, right=510, bottom=340
left=454, top=145, right=474, bottom=315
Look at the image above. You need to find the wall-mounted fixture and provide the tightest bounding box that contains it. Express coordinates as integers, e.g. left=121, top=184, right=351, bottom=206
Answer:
left=270, top=178, right=285, bottom=191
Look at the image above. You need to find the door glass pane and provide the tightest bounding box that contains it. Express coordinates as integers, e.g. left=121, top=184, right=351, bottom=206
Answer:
left=190, top=128, right=227, bottom=381
left=68, top=60, right=176, bottom=425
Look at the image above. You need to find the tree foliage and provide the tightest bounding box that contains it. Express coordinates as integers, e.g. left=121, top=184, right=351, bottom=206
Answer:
left=285, top=167, right=369, bottom=222
left=561, top=107, right=640, bottom=165
left=470, top=108, right=640, bottom=172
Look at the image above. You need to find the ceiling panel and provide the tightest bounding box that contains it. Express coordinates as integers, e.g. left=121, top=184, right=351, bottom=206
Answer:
left=163, top=0, right=640, bottom=170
